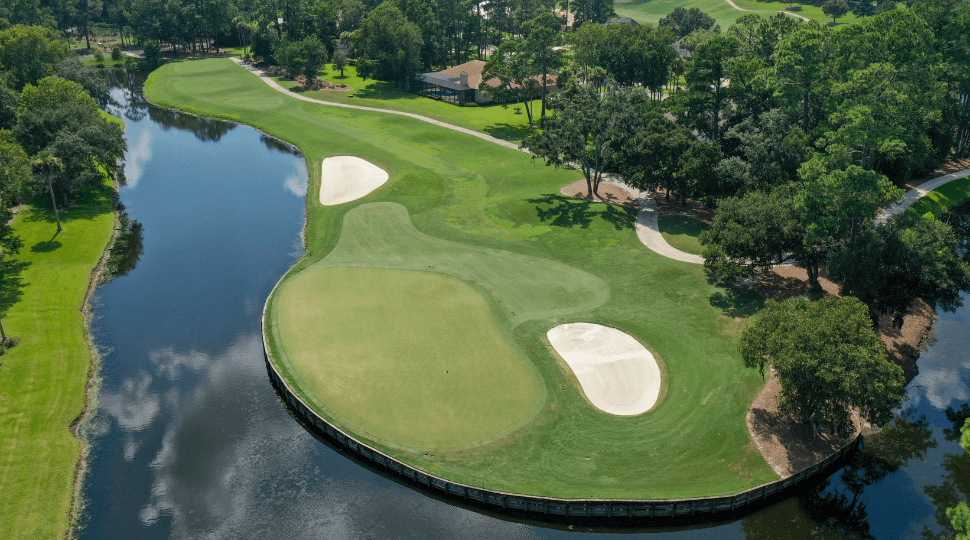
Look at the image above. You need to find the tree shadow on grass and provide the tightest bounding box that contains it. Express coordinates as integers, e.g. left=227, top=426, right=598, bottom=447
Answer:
left=0, top=258, right=30, bottom=319
left=482, top=122, right=530, bottom=143
left=30, top=233, right=62, bottom=253
left=527, top=193, right=636, bottom=231
left=21, top=185, right=114, bottom=230
left=709, top=285, right=765, bottom=318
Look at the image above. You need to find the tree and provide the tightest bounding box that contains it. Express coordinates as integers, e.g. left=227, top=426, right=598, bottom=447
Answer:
left=14, top=77, right=126, bottom=205
left=674, top=34, right=740, bottom=144
left=717, top=108, right=810, bottom=191
left=522, top=12, right=561, bottom=124
left=571, top=0, right=614, bottom=27
left=773, top=23, right=835, bottom=136
left=274, top=36, right=328, bottom=82
left=31, top=151, right=64, bottom=233
left=701, top=184, right=804, bottom=280
left=351, top=3, right=422, bottom=88
left=947, top=420, right=970, bottom=540
left=823, top=0, right=850, bottom=24
left=143, top=41, right=162, bottom=70
left=738, top=296, right=905, bottom=438
left=480, top=39, right=544, bottom=128
left=54, top=56, right=109, bottom=105
left=0, top=25, right=70, bottom=90
left=112, top=45, right=122, bottom=66
left=331, top=50, right=347, bottom=77
left=522, top=84, right=638, bottom=197
left=795, top=157, right=903, bottom=288
left=659, top=7, right=716, bottom=39
left=829, top=213, right=970, bottom=327
left=0, top=132, right=26, bottom=344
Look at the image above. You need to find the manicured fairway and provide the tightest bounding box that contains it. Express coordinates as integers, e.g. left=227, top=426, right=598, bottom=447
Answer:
left=0, top=185, right=115, bottom=540
left=148, top=58, right=777, bottom=499
left=274, top=266, right=542, bottom=448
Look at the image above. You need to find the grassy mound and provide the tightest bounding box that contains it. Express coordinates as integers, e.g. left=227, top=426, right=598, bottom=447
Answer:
left=148, top=58, right=777, bottom=499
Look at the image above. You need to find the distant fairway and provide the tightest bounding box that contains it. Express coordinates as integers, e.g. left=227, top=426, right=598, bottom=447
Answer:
left=274, top=266, right=542, bottom=448
left=613, top=0, right=859, bottom=29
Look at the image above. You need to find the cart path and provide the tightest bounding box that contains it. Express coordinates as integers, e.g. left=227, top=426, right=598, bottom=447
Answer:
left=876, top=168, right=970, bottom=224
left=227, top=58, right=968, bottom=265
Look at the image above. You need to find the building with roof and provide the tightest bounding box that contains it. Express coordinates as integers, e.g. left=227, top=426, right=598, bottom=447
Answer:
left=606, top=17, right=640, bottom=27
left=411, top=60, right=493, bottom=105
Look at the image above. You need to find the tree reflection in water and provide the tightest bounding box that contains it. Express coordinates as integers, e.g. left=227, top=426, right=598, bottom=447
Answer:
left=924, top=405, right=970, bottom=539
left=99, top=202, right=144, bottom=285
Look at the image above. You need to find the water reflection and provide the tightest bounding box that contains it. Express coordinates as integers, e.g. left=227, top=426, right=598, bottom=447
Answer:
left=100, top=204, right=143, bottom=284
left=80, top=71, right=970, bottom=540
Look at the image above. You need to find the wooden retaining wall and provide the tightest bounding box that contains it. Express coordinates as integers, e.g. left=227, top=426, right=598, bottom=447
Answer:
left=261, top=323, right=861, bottom=524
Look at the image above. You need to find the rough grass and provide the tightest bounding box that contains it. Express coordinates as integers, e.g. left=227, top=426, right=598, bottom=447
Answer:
left=147, top=57, right=777, bottom=499
left=658, top=215, right=710, bottom=256
left=0, top=184, right=114, bottom=539
left=905, top=176, right=970, bottom=219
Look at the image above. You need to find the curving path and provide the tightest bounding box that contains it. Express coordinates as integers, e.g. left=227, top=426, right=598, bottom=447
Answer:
left=230, top=58, right=706, bottom=264
left=876, top=168, right=970, bottom=224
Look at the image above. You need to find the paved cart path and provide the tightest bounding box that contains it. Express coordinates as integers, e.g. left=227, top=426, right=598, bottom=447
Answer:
left=876, top=168, right=970, bottom=224
left=229, top=58, right=969, bottom=265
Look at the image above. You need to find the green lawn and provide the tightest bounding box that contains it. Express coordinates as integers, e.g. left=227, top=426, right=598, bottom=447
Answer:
left=613, top=0, right=859, bottom=30
left=275, top=265, right=544, bottom=448
left=266, top=64, right=538, bottom=144
left=148, top=57, right=776, bottom=499
left=0, top=185, right=115, bottom=539
left=905, top=176, right=970, bottom=219
left=658, top=215, right=710, bottom=256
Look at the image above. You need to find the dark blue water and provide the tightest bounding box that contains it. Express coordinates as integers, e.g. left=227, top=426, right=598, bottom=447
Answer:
left=78, top=71, right=969, bottom=540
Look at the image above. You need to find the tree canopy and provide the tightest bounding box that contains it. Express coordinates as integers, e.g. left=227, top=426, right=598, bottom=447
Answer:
left=738, top=296, right=905, bottom=438
left=351, top=3, right=422, bottom=88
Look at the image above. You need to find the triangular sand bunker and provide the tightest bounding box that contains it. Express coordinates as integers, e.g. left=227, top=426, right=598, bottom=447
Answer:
left=319, top=155, right=389, bottom=205
left=547, top=323, right=662, bottom=416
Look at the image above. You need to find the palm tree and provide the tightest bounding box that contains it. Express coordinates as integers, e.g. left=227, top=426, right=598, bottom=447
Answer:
left=31, top=152, right=65, bottom=233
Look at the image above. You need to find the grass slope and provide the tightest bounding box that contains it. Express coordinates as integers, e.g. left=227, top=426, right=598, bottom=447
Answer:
left=905, top=176, right=970, bottom=219
left=147, top=57, right=776, bottom=499
left=0, top=185, right=114, bottom=539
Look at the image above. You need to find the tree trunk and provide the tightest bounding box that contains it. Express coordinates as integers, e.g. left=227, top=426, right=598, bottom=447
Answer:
left=0, top=318, right=7, bottom=342
left=47, top=179, right=64, bottom=232
left=540, top=50, right=547, bottom=126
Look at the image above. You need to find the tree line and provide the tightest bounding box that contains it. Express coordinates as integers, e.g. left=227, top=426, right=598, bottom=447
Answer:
left=0, top=24, right=127, bottom=341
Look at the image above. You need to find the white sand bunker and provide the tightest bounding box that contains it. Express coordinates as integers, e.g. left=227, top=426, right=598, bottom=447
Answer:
left=319, top=156, right=389, bottom=205
left=547, top=323, right=662, bottom=416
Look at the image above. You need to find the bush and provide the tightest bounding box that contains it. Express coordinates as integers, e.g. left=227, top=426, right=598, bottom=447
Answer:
left=94, top=50, right=105, bottom=67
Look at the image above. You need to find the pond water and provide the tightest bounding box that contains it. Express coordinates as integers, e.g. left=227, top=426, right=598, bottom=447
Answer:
left=78, top=71, right=970, bottom=540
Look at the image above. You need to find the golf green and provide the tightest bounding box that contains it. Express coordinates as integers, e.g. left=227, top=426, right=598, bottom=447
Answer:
left=148, top=58, right=778, bottom=499
left=274, top=265, right=542, bottom=448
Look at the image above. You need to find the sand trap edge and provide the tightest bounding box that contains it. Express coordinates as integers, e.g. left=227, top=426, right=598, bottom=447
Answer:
left=319, top=155, right=390, bottom=206
left=546, top=322, right=663, bottom=416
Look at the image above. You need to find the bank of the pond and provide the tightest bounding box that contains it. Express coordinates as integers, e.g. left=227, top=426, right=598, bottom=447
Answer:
left=0, top=181, right=117, bottom=540
left=145, top=57, right=779, bottom=501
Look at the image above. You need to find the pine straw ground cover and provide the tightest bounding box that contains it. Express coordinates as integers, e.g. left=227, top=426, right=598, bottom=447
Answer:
left=146, top=57, right=777, bottom=499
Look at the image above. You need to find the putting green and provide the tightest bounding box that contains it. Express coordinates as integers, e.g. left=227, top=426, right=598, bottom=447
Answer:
left=274, top=266, right=542, bottom=448
left=150, top=58, right=778, bottom=499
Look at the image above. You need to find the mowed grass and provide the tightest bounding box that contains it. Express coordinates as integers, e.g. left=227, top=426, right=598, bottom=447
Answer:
left=0, top=186, right=115, bottom=539
left=274, top=266, right=543, bottom=448
left=147, top=58, right=776, bottom=498
left=613, top=0, right=859, bottom=29
left=658, top=215, right=710, bottom=256
left=905, top=176, right=970, bottom=219
left=267, top=64, right=538, bottom=144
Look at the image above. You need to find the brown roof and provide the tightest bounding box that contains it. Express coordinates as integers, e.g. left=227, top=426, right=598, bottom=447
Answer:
left=440, top=60, right=498, bottom=89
